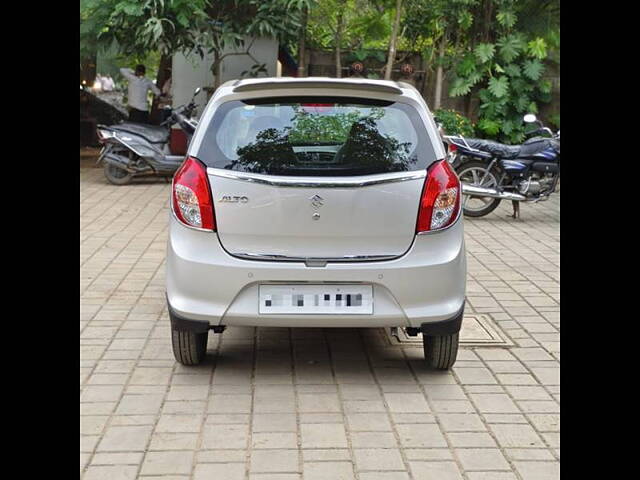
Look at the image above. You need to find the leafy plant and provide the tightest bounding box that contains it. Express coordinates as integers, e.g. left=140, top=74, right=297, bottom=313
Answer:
left=241, top=63, right=268, bottom=78
left=446, top=1, right=555, bottom=143
left=433, top=109, right=475, bottom=137
left=347, top=49, right=386, bottom=63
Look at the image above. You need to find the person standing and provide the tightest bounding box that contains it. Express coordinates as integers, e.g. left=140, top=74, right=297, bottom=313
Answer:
left=157, top=68, right=173, bottom=123
left=102, top=75, right=115, bottom=92
left=119, top=64, right=160, bottom=123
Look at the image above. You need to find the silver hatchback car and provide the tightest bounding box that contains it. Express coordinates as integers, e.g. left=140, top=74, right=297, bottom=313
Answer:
left=166, top=77, right=466, bottom=369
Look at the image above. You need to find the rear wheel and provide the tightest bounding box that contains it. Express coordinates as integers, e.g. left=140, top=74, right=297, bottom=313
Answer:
left=456, top=161, right=502, bottom=217
left=104, top=163, right=133, bottom=185
left=423, top=332, right=459, bottom=370
left=171, top=329, right=208, bottom=365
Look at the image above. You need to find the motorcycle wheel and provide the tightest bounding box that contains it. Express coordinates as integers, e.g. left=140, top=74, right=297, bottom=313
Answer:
left=456, top=161, right=502, bottom=218
left=104, top=163, right=133, bottom=185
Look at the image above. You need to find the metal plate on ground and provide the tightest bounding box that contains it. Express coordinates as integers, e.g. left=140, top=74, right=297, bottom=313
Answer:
left=386, top=314, right=513, bottom=347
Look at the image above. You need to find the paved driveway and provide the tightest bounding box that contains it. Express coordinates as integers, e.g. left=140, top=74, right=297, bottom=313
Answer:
left=81, top=166, right=559, bottom=480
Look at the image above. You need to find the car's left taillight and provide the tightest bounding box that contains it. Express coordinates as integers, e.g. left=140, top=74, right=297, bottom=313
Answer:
left=416, top=159, right=461, bottom=233
left=172, top=156, right=216, bottom=231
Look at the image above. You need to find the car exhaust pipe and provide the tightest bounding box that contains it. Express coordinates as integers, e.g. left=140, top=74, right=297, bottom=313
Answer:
left=462, top=184, right=527, bottom=202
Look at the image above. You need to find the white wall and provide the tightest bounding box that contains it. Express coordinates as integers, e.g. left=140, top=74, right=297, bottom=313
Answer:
left=172, top=37, right=278, bottom=117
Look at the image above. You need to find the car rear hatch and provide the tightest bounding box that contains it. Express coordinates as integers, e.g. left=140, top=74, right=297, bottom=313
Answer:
left=207, top=170, right=426, bottom=261
left=196, top=96, right=439, bottom=262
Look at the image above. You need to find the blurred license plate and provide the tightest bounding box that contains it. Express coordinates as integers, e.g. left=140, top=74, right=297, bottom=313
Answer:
left=259, top=285, right=373, bottom=315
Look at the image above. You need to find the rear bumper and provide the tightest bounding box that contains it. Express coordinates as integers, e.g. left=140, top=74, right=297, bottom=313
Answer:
left=166, top=214, right=466, bottom=329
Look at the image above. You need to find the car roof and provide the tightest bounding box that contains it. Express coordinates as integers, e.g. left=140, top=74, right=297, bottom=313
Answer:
left=228, top=77, right=412, bottom=96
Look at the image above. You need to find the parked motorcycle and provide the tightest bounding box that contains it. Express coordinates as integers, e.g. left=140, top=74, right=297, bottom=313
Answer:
left=96, top=87, right=203, bottom=185
left=442, top=114, right=560, bottom=218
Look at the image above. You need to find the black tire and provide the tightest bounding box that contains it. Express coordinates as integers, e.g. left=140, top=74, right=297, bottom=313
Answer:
left=456, top=160, right=502, bottom=217
left=423, top=332, right=459, bottom=370
left=104, top=163, right=133, bottom=185
left=171, top=328, right=208, bottom=365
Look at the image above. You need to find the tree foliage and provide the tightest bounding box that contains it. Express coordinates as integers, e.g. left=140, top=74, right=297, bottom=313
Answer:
left=307, top=0, right=390, bottom=52
left=81, top=0, right=308, bottom=88
left=445, top=0, right=557, bottom=142
left=401, top=0, right=559, bottom=143
left=93, top=0, right=210, bottom=58
left=81, top=0, right=559, bottom=139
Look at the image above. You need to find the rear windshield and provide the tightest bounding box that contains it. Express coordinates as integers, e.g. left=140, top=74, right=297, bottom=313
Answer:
left=197, top=96, right=437, bottom=176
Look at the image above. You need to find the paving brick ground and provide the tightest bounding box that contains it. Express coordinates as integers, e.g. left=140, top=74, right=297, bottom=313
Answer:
left=81, top=165, right=559, bottom=480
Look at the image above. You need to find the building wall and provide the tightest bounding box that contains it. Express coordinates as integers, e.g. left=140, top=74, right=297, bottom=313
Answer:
left=172, top=37, right=279, bottom=117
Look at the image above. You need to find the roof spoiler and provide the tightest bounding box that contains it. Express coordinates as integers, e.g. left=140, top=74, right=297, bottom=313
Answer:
left=232, top=78, right=403, bottom=95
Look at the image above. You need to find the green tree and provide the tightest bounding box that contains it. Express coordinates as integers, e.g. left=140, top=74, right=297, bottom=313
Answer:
left=81, top=0, right=210, bottom=116
left=402, top=0, right=559, bottom=143
left=97, top=0, right=210, bottom=58
left=306, top=0, right=389, bottom=78
left=402, top=0, right=478, bottom=109
left=82, top=0, right=307, bottom=91
left=383, top=0, right=403, bottom=80
left=203, top=0, right=306, bottom=89
left=447, top=0, right=557, bottom=142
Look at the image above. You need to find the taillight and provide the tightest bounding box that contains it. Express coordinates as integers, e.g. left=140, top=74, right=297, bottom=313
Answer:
left=448, top=144, right=457, bottom=153
left=416, top=159, right=461, bottom=233
left=172, top=156, right=216, bottom=230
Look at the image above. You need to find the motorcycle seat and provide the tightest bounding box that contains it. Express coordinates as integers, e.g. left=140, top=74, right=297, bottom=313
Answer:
left=464, top=138, right=522, bottom=159
left=110, top=123, right=170, bottom=144
left=518, top=137, right=560, bottom=158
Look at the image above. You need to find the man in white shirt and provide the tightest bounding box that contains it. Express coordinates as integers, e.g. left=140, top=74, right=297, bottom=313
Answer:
left=120, top=64, right=160, bottom=123
left=102, top=75, right=115, bottom=92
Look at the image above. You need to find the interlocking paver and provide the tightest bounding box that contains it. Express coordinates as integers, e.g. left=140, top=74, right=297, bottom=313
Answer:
left=96, top=425, right=152, bottom=452
left=455, top=448, right=510, bottom=471
left=353, top=448, right=405, bottom=471
left=80, top=167, right=559, bottom=478
left=193, top=463, right=245, bottom=480
left=250, top=449, right=299, bottom=473
left=408, top=461, right=463, bottom=480
left=300, top=423, right=349, bottom=448
left=303, top=462, right=355, bottom=480
left=139, top=450, right=194, bottom=475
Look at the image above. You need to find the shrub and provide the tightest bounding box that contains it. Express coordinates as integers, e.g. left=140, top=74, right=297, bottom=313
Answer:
left=433, top=109, right=475, bottom=137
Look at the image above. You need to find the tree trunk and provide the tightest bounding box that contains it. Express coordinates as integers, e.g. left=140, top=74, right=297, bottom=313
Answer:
left=433, top=35, right=446, bottom=110
left=150, top=53, right=172, bottom=125
left=483, top=0, right=493, bottom=42
left=384, top=0, right=403, bottom=80
left=466, top=93, right=475, bottom=120
left=335, top=11, right=344, bottom=78
left=297, top=6, right=308, bottom=77
left=212, top=49, right=222, bottom=91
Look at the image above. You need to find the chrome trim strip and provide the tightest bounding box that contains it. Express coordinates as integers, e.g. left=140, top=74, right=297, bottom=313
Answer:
left=206, top=168, right=426, bottom=188
left=231, top=252, right=399, bottom=263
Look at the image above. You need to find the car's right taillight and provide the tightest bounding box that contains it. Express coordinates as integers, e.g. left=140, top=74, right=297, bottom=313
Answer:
left=172, top=156, right=216, bottom=231
left=416, top=159, right=461, bottom=233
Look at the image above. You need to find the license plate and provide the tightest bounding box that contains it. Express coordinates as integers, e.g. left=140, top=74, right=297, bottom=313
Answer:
left=259, top=285, right=373, bottom=315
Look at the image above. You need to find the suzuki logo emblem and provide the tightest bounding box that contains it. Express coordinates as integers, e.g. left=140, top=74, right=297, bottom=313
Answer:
left=309, top=194, right=324, bottom=209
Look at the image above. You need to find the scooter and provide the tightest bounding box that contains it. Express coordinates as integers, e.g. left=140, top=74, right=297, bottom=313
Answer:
left=96, top=87, right=202, bottom=185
